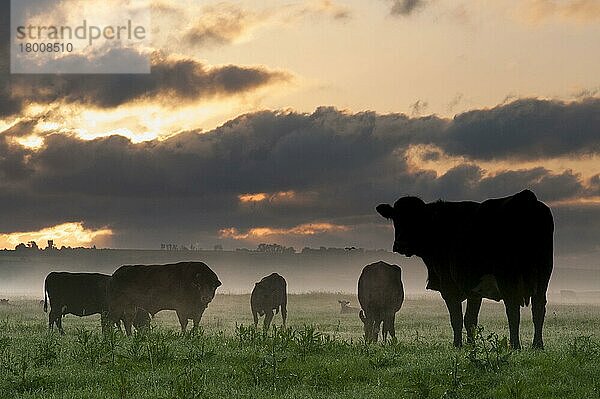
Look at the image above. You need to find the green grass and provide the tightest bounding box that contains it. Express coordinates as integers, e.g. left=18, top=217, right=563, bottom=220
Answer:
left=0, top=294, right=599, bottom=398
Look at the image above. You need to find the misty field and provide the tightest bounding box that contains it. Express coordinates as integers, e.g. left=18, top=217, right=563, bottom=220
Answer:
left=0, top=294, right=599, bottom=399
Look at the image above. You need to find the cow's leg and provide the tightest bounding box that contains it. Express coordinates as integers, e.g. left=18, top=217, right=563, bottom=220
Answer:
left=124, top=321, right=133, bottom=336
left=531, top=291, right=547, bottom=349
left=443, top=296, right=463, bottom=347
left=122, top=307, right=135, bottom=336
left=464, top=295, right=482, bottom=344
left=383, top=313, right=396, bottom=342
left=252, top=310, right=259, bottom=328
left=192, top=317, right=200, bottom=332
left=263, top=309, right=274, bottom=331
left=504, top=300, right=521, bottom=350
left=48, top=307, right=58, bottom=331
left=281, top=303, right=287, bottom=327
left=100, top=311, right=110, bottom=335
left=176, top=311, right=189, bottom=333
left=191, top=308, right=206, bottom=333
left=56, top=314, right=65, bottom=335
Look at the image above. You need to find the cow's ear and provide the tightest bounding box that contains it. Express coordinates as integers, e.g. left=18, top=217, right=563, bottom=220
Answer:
left=376, top=203, right=395, bottom=219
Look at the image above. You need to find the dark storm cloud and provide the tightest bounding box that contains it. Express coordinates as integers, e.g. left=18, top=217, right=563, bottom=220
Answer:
left=3, top=55, right=289, bottom=112
left=0, top=103, right=598, bottom=253
left=0, top=125, right=34, bottom=181
left=0, top=96, right=22, bottom=118
left=439, top=98, right=600, bottom=160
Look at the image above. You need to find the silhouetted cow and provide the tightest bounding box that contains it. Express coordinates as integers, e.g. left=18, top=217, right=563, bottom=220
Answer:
left=108, top=261, right=221, bottom=335
left=44, top=272, right=111, bottom=334
left=338, top=300, right=359, bottom=314
left=251, top=273, right=287, bottom=330
left=377, top=189, right=554, bottom=349
left=44, top=272, right=150, bottom=334
left=358, top=261, right=404, bottom=343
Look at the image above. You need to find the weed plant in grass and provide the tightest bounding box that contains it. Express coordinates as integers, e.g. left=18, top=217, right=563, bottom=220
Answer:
left=0, top=293, right=598, bottom=398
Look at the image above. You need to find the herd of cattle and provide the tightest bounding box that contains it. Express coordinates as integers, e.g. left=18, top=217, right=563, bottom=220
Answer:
left=40, top=189, right=553, bottom=348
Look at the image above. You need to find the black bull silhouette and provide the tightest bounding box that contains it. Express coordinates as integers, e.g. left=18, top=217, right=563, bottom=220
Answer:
left=377, top=189, right=553, bottom=349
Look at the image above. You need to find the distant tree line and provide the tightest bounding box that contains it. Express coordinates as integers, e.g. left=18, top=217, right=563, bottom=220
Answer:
left=11, top=240, right=97, bottom=252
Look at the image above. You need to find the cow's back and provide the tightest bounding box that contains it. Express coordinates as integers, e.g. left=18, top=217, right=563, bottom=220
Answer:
left=358, top=262, right=404, bottom=314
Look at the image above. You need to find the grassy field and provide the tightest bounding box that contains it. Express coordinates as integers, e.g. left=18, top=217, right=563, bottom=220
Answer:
left=0, top=293, right=599, bottom=398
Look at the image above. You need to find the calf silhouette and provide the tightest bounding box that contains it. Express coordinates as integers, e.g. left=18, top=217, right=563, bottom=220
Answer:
left=338, top=300, right=359, bottom=314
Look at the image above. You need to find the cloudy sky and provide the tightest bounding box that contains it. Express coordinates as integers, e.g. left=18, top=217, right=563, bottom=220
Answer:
left=0, top=0, right=598, bottom=258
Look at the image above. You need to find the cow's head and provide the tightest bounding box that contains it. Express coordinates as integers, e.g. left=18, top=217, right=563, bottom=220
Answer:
left=376, top=196, right=426, bottom=257
left=195, top=273, right=222, bottom=304
left=359, top=310, right=379, bottom=343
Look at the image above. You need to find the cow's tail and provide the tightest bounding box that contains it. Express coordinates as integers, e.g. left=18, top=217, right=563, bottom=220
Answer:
left=43, top=278, right=48, bottom=313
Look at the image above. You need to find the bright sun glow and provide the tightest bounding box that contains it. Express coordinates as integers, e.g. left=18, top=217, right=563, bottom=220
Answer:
left=238, top=193, right=269, bottom=202
left=0, top=119, right=17, bottom=133
left=13, top=135, right=44, bottom=149
left=219, top=222, right=349, bottom=240
left=0, top=222, right=113, bottom=250
left=46, top=100, right=242, bottom=143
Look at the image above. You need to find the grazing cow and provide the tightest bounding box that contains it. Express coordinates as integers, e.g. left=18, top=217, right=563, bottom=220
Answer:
left=108, top=261, right=221, bottom=335
left=358, top=261, right=404, bottom=343
left=0, top=299, right=9, bottom=305
left=44, top=272, right=150, bottom=334
left=251, top=273, right=287, bottom=330
left=377, top=189, right=554, bottom=349
left=338, top=300, right=359, bottom=314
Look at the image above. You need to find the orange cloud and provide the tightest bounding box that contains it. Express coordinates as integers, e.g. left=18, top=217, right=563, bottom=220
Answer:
left=0, top=222, right=113, bottom=249
left=238, top=190, right=312, bottom=204
left=219, top=222, right=350, bottom=240
left=238, top=193, right=269, bottom=202
left=549, top=196, right=600, bottom=207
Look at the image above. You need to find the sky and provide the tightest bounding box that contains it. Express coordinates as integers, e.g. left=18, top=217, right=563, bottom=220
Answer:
left=0, top=0, right=598, bottom=257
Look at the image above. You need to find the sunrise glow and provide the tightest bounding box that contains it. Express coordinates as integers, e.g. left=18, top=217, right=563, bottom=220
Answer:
left=219, top=222, right=349, bottom=240
left=0, top=222, right=113, bottom=250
